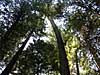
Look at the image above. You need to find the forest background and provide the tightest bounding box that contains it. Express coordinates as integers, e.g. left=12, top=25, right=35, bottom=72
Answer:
left=0, top=0, right=100, bottom=75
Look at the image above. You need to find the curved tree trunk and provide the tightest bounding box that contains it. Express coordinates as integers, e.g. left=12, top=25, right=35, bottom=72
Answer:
left=48, top=17, right=70, bottom=75
left=1, top=29, right=33, bottom=75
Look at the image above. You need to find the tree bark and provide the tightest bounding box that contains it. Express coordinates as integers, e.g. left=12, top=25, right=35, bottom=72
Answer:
left=75, top=49, right=80, bottom=75
left=1, top=29, right=33, bottom=75
left=48, top=17, right=70, bottom=75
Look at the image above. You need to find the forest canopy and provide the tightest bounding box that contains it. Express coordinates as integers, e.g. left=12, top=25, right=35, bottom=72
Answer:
left=0, top=0, right=100, bottom=75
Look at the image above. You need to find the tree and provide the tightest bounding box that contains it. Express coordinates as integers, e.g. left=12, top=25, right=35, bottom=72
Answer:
left=0, top=0, right=34, bottom=61
left=68, top=0, right=100, bottom=74
left=1, top=29, right=33, bottom=75
left=0, top=0, right=100, bottom=75
left=48, top=17, right=70, bottom=75
left=0, top=0, right=46, bottom=74
left=26, top=1, right=71, bottom=74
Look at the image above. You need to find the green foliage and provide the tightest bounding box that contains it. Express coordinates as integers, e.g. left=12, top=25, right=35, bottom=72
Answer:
left=0, top=0, right=46, bottom=61
left=13, top=39, right=59, bottom=75
left=0, top=0, right=100, bottom=75
left=67, top=0, right=100, bottom=74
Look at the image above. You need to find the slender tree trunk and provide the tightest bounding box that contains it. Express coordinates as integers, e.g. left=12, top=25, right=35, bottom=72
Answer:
left=75, top=49, right=80, bottom=75
left=87, top=41, right=100, bottom=73
left=37, top=63, right=39, bottom=75
left=84, top=21, right=100, bottom=73
left=48, top=17, right=70, bottom=75
left=1, top=29, right=33, bottom=75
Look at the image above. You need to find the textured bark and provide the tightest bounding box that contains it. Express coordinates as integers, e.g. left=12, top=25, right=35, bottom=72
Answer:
left=1, top=30, right=33, bottom=75
left=75, top=50, right=80, bottom=75
left=48, top=17, right=70, bottom=75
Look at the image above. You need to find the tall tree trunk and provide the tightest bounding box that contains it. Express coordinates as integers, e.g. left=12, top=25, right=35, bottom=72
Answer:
left=84, top=21, right=100, bottom=73
left=75, top=49, right=80, bottom=75
left=86, top=41, right=100, bottom=73
left=37, top=63, right=39, bottom=75
left=0, top=11, right=23, bottom=60
left=48, top=17, right=70, bottom=75
left=1, top=29, right=33, bottom=75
